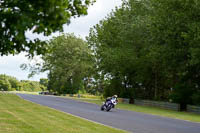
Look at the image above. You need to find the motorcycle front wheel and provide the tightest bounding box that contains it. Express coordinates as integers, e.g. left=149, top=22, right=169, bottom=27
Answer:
left=101, top=105, right=105, bottom=111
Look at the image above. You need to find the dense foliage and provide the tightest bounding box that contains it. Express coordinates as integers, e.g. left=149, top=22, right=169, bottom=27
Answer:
left=87, top=0, right=200, bottom=107
left=0, top=74, right=46, bottom=92
left=41, top=34, right=94, bottom=94
left=0, top=0, right=95, bottom=56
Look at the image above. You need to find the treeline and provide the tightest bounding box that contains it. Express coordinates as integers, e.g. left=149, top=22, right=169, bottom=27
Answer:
left=87, top=0, right=200, bottom=108
left=28, top=0, right=200, bottom=109
left=0, top=74, right=47, bottom=92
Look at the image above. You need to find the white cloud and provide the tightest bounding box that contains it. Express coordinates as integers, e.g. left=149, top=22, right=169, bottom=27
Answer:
left=0, top=0, right=122, bottom=81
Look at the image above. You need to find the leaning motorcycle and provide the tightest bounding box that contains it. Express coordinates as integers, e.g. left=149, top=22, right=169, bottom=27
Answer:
left=101, top=98, right=117, bottom=112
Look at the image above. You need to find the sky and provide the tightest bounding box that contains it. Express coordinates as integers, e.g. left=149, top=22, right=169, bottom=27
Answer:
left=0, top=0, right=122, bottom=81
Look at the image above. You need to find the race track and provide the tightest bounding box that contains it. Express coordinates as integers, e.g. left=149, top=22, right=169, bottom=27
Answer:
left=17, top=94, right=200, bottom=133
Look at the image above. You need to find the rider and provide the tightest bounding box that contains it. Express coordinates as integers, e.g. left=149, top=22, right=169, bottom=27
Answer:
left=106, top=95, right=118, bottom=108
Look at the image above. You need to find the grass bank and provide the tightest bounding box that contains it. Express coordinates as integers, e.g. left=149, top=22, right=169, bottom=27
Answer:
left=65, top=96, right=200, bottom=123
left=0, top=93, right=127, bottom=133
left=8, top=91, right=39, bottom=95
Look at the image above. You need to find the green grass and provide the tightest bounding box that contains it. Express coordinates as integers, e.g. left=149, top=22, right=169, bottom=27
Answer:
left=8, top=91, right=39, bottom=95
left=61, top=94, right=101, bottom=100
left=65, top=96, right=200, bottom=123
left=0, top=93, right=127, bottom=133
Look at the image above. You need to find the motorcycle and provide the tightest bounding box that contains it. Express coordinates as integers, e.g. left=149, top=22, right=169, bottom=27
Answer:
left=101, top=98, right=117, bottom=112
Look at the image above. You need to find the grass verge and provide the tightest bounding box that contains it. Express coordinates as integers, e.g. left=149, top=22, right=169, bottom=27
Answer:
left=8, top=91, right=39, bottom=95
left=0, top=93, right=127, bottom=133
left=65, top=96, right=200, bottom=123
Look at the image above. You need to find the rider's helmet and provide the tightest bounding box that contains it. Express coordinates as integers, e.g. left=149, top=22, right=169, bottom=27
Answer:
left=113, top=95, right=118, bottom=98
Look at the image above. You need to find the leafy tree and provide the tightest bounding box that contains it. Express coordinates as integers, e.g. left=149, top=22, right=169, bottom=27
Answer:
left=42, top=34, right=94, bottom=94
left=87, top=0, right=200, bottom=106
left=40, top=78, right=48, bottom=87
left=149, top=0, right=200, bottom=106
left=39, top=78, right=48, bottom=91
left=191, top=91, right=200, bottom=106
left=0, top=75, right=12, bottom=91
left=20, top=80, right=43, bottom=92
left=0, top=74, right=46, bottom=91
left=0, top=0, right=95, bottom=56
left=87, top=0, right=153, bottom=99
left=6, top=75, right=20, bottom=90
left=170, top=84, right=193, bottom=110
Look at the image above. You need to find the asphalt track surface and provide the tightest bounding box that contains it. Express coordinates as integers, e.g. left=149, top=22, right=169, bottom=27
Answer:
left=17, top=94, right=200, bottom=133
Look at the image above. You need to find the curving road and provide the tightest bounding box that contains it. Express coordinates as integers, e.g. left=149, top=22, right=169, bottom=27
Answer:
left=17, top=94, right=200, bottom=133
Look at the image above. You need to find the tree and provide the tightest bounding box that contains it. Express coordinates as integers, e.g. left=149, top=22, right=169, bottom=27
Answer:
left=0, top=74, right=46, bottom=91
left=6, top=75, right=20, bottom=90
left=148, top=0, right=200, bottom=107
left=39, top=78, right=48, bottom=91
left=20, top=80, right=43, bottom=92
left=0, top=0, right=95, bottom=56
left=42, top=34, right=94, bottom=94
left=87, top=0, right=200, bottom=106
left=0, top=75, right=11, bottom=91
left=87, top=0, right=153, bottom=99
left=39, top=78, right=48, bottom=87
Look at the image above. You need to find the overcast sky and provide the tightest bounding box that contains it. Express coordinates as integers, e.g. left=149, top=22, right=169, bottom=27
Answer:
left=0, top=0, right=122, bottom=81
